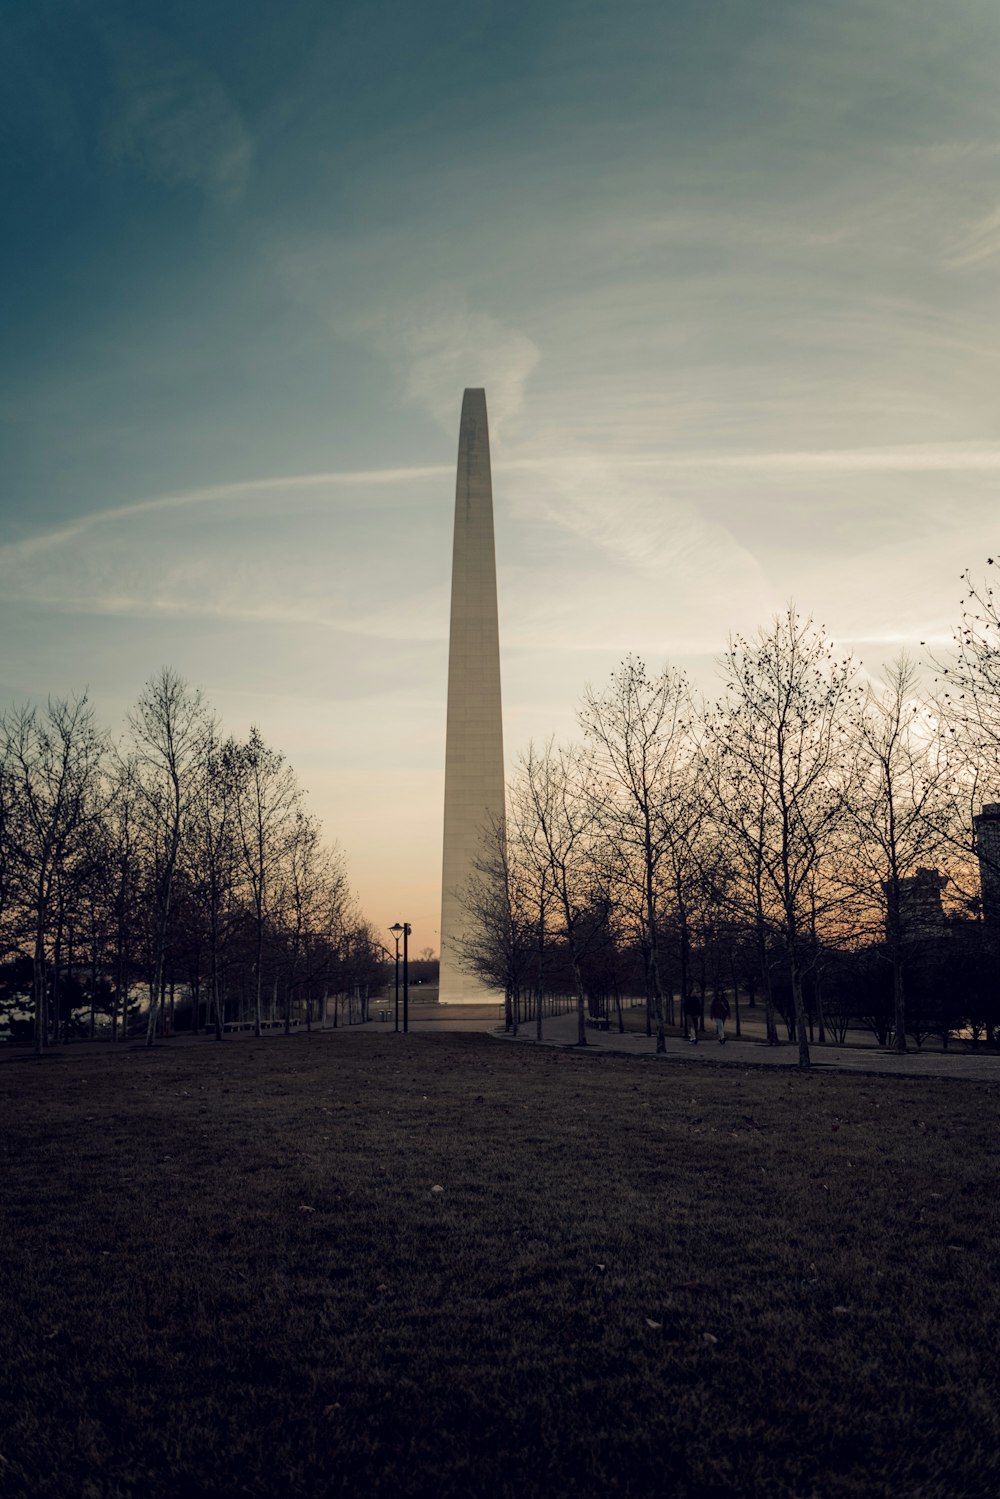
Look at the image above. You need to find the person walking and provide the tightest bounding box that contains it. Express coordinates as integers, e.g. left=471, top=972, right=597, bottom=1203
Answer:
left=683, top=990, right=701, bottom=1043
left=710, top=992, right=731, bottom=1044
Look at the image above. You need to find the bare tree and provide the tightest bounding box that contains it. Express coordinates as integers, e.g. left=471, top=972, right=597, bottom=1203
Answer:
left=703, top=609, right=857, bottom=1070
left=0, top=740, right=17, bottom=961
left=227, top=727, right=301, bottom=1038
left=655, top=747, right=710, bottom=1042
left=74, top=806, right=117, bottom=1041
left=519, top=740, right=601, bottom=1046
left=2, top=696, right=105, bottom=1054
left=275, top=810, right=347, bottom=1034
left=930, top=562, right=1000, bottom=925
left=932, top=562, right=1000, bottom=781
left=579, top=656, right=697, bottom=1052
left=128, top=669, right=213, bottom=1047
left=457, top=811, right=535, bottom=1032
left=843, top=655, right=955, bottom=1052
left=299, top=849, right=353, bottom=1029
left=181, top=733, right=241, bottom=1039
left=701, top=719, right=782, bottom=1046
left=104, top=751, right=143, bottom=1041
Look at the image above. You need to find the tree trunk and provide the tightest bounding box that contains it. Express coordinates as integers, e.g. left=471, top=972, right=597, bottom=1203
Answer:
left=33, top=926, right=46, bottom=1057
left=253, top=922, right=263, bottom=1037
left=647, top=878, right=666, bottom=1041
left=677, top=906, right=691, bottom=1046
left=53, top=923, right=63, bottom=1045
left=728, top=956, right=743, bottom=1038
left=89, top=919, right=98, bottom=1040
left=816, top=972, right=826, bottom=1044
left=147, top=859, right=177, bottom=1046
left=573, top=955, right=587, bottom=1046
left=113, top=939, right=123, bottom=1044
left=790, top=951, right=811, bottom=1071
left=191, top=969, right=200, bottom=1036
left=892, top=953, right=907, bottom=1054
left=757, top=921, right=778, bottom=1045
left=145, top=957, right=158, bottom=1046
left=146, top=940, right=163, bottom=1046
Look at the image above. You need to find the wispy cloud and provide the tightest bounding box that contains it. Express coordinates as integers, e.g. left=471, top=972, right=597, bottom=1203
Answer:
left=7, top=437, right=994, bottom=650
left=342, top=290, right=542, bottom=439
left=907, top=140, right=1000, bottom=165
left=579, top=207, right=855, bottom=261
left=100, top=22, right=252, bottom=203
left=944, top=206, right=1000, bottom=269
left=0, top=464, right=455, bottom=650
left=502, top=443, right=1000, bottom=474
left=396, top=301, right=541, bottom=437
left=276, top=237, right=540, bottom=437
left=0, top=466, right=451, bottom=563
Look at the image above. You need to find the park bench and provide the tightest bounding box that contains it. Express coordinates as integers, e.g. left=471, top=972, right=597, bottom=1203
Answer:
left=585, top=1015, right=610, bottom=1031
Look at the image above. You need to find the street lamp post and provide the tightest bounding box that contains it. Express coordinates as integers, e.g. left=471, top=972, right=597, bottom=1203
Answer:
left=390, top=922, right=412, bottom=1034
left=402, top=922, right=411, bottom=1033
left=389, top=926, right=401, bottom=1032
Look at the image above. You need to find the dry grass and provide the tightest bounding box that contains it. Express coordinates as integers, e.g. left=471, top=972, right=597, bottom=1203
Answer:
left=1, top=1031, right=998, bottom=1498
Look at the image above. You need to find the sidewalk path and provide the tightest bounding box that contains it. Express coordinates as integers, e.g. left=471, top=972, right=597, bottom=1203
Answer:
left=492, top=1010, right=1000, bottom=1081
left=5, top=1008, right=999, bottom=1082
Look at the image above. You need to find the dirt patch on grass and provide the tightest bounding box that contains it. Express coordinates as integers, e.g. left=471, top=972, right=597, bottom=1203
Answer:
left=1, top=1032, right=998, bottom=1497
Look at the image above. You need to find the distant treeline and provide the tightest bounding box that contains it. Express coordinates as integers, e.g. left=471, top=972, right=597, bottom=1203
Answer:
left=461, top=578, right=1000, bottom=1067
left=0, top=668, right=383, bottom=1050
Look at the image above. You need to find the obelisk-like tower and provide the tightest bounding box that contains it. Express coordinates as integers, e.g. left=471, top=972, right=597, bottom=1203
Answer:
left=439, top=388, right=505, bottom=1004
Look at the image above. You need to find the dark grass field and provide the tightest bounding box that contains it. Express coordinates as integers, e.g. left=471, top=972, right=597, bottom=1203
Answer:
left=1, top=1033, right=998, bottom=1499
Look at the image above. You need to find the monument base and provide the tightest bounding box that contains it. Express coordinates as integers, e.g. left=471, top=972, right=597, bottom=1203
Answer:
left=438, top=965, right=505, bottom=1006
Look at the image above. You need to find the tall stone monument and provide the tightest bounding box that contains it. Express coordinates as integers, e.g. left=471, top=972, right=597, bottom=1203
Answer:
left=438, top=388, right=505, bottom=1004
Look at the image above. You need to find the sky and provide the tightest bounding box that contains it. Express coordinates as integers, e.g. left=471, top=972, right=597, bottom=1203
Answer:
left=3, top=0, right=1000, bottom=951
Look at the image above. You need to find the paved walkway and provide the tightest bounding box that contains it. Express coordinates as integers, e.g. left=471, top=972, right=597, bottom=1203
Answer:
left=492, top=1010, right=1000, bottom=1081
left=6, top=1006, right=1000, bottom=1082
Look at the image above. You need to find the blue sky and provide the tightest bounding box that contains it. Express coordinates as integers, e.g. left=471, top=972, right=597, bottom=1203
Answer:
left=3, top=0, right=1000, bottom=944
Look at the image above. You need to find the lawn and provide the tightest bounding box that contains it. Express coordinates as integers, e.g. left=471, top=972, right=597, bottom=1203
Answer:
left=1, top=1031, right=998, bottom=1498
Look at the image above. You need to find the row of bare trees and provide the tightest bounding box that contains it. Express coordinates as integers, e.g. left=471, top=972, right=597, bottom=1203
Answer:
left=0, top=668, right=382, bottom=1052
left=461, top=575, right=1000, bottom=1069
